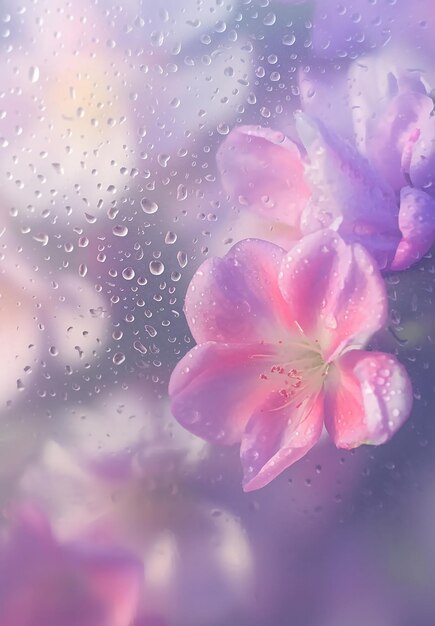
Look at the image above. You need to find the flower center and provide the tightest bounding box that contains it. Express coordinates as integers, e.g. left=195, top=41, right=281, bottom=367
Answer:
left=255, top=341, right=327, bottom=413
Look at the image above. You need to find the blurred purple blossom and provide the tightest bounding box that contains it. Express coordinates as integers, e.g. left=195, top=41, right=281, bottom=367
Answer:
left=0, top=506, right=142, bottom=626
left=218, top=64, right=435, bottom=270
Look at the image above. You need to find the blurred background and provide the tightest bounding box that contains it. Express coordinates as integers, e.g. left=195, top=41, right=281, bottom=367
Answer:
left=0, top=1, right=434, bottom=625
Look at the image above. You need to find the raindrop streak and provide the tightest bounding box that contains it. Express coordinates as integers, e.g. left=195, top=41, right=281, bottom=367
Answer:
left=29, top=66, right=40, bottom=83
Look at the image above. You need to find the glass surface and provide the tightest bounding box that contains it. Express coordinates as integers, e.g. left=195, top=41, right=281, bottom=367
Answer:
left=0, top=1, right=434, bottom=625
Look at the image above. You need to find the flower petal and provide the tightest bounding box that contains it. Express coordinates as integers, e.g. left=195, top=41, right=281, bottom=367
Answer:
left=169, top=341, right=285, bottom=445
left=410, top=113, right=435, bottom=198
left=296, top=112, right=401, bottom=269
left=216, top=125, right=310, bottom=229
left=185, top=239, right=291, bottom=344
left=278, top=230, right=387, bottom=361
left=365, top=90, right=433, bottom=194
left=82, top=551, right=143, bottom=626
left=240, top=389, right=324, bottom=491
left=325, top=350, right=412, bottom=449
left=391, top=186, right=435, bottom=271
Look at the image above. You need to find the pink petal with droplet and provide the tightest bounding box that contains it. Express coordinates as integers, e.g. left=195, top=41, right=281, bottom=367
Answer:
left=241, top=388, right=324, bottom=491
left=184, top=238, right=291, bottom=344
left=169, top=341, right=285, bottom=445
left=278, top=230, right=387, bottom=361
left=391, top=186, right=435, bottom=271
left=325, top=350, right=412, bottom=449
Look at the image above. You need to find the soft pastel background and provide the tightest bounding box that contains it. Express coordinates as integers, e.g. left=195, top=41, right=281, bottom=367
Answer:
left=0, top=1, right=434, bottom=625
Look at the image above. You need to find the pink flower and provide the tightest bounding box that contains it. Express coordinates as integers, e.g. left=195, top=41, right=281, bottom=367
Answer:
left=0, top=507, right=142, bottom=626
left=217, top=73, right=435, bottom=272
left=169, top=230, right=412, bottom=491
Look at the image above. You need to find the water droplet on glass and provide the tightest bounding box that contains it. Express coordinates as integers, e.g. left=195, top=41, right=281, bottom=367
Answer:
left=282, top=34, right=296, bottom=46
left=177, top=185, right=187, bottom=201
left=141, top=198, right=159, bottom=214
left=217, top=123, right=230, bottom=135
left=113, top=352, right=126, bottom=365
left=145, top=325, right=157, bottom=337
left=33, top=233, right=49, bottom=246
left=165, top=231, right=177, bottom=244
left=133, top=341, right=147, bottom=354
left=112, top=225, right=129, bottom=237
left=51, top=162, right=64, bottom=175
left=149, top=260, right=165, bottom=276
left=263, top=13, right=277, bottom=26
left=29, top=66, right=40, bottom=83
left=122, top=267, right=135, bottom=280
left=177, top=251, right=188, bottom=268
left=157, top=154, right=170, bottom=168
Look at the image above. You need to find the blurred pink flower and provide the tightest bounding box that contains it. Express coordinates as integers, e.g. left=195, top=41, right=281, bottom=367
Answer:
left=169, top=230, right=412, bottom=491
left=0, top=507, right=142, bottom=626
left=18, top=391, right=253, bottom=626
left=217, top=73, right=435, bottom=271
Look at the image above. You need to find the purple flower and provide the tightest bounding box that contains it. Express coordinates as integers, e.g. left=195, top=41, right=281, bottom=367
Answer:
left=217, top=69, right=435, bottom=271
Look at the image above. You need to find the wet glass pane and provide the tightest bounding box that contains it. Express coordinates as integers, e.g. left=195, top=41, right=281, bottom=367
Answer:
left=0, top=1, right=434, bottom=625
